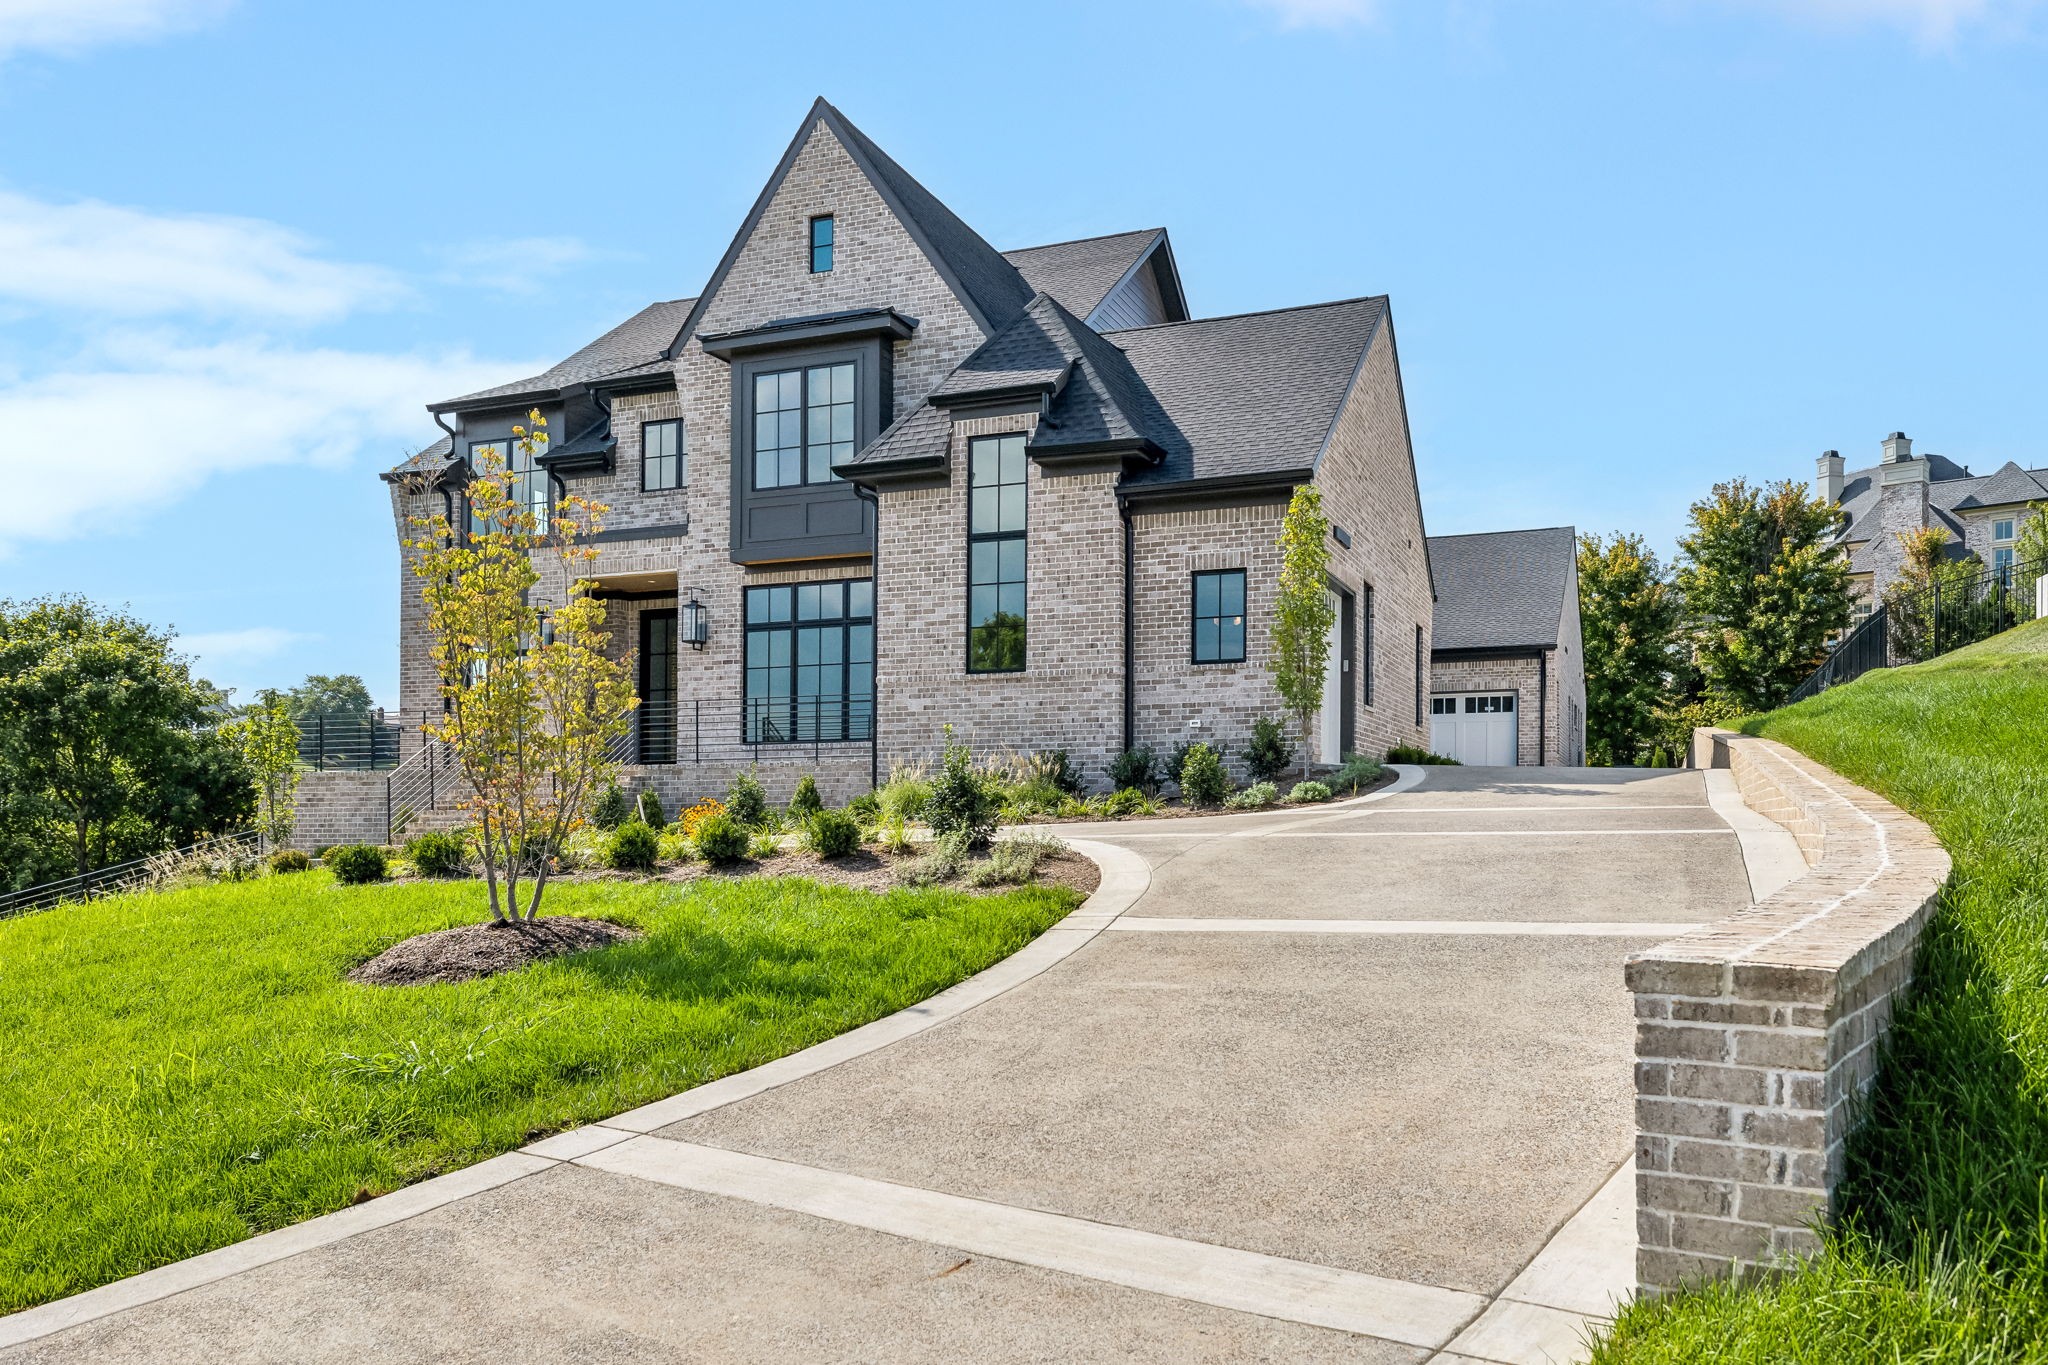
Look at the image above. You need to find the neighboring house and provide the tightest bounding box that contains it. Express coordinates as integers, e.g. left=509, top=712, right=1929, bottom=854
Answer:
left=1425, top=527, right=1585, bottom=767
left=381, top=99, right=1435, bottom=806
left=1813, top=432, right=2048, bottom=611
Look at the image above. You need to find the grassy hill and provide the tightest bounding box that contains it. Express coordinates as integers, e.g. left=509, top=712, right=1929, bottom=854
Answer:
left=1596, top=620, right=2048, bottom=1363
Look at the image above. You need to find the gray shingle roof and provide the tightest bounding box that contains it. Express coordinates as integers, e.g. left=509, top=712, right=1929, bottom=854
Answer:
left=384, top=433, right=455, bottom=481
left=1427, top=527, right=1576, bottom=652
left=432, top=298, right=693, bottom=410
left=1837, top=454, right=2048, bottom=541
left=1002, top=229, right=1162, bottom=321
left=1109, top=297, right=1387, bottom=486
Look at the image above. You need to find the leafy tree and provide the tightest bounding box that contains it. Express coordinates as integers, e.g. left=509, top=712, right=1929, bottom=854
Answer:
left=1675, top=479, right=1853, bottom=711
left=1883, top=528, right=1984, bottom=663
left=1577, top=532, right=1682, bottom=765
left=1268, top=485, right=1337, bottom=780
left=405, top=415, right=636, bottom=923
left=0, top=596, right=254, bottom=883
left=278, top=674, right=373, bottom=721
left=226, top=692, right=301, bottom=849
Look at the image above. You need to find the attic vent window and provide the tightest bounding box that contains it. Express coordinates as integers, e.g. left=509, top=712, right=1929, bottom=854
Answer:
left=809, top=215, right=834, bottom=273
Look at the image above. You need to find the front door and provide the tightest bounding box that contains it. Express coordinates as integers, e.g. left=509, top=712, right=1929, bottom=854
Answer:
left=639, top=610, right=677, bottom=764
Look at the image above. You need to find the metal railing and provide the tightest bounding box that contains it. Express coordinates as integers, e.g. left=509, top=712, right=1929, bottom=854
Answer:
left=0, top=831, right=264, bottom=920
left=611, top=696, right=877, bottom=768
left=1790, top=554, right=2044, bottom=703
left=294, top=710, right=410, bottom=771
left=384, top=734, right=461, bottom=844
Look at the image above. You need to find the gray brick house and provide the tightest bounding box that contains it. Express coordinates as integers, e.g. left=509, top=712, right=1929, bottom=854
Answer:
left=381, top=99, right=1436, bottom=806
left=1425, top=527, right=1586, bottom=767
left=1813, top=432, right=2047, bottom=612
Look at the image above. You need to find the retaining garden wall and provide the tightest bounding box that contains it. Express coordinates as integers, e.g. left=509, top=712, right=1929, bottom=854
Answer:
left=1629, top=728, right=1949, bottom=1289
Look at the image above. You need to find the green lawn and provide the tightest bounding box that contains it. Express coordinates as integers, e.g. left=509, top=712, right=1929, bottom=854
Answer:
left=1595, top=620, right=2048, bottom=1363
left=0, top=871, right=1081, bottom=1314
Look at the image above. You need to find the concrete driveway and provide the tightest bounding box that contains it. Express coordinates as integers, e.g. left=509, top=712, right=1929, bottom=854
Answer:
left=1, top=766, right=1762, bottom=1365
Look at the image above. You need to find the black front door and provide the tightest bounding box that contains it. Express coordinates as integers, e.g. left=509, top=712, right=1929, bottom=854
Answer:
left=639, top=609, right=677, bottom=764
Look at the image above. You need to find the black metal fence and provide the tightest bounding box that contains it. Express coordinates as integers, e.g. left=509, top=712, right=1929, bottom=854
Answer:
left=294, top=710, right=408, bottom=771
left=612, top=696, right=876, bottom=768
left=1790, top=554, right=2044, bottom=703
left=0, top=831, right=264, bottom=920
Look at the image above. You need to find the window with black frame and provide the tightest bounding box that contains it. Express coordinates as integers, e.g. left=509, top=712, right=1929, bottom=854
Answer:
left=753, top=362, right=854, bottom=488
left=744, top=579, right=874, bottom=743
left=642, top=419, right=682, bottom=491
left=466, top=436, right=548, bottom=532
left=1190, top=569, right=1246, bottom=663
left=967, top=433, right=1027, bottom=672
left=809, top=214, right=834, bottom=273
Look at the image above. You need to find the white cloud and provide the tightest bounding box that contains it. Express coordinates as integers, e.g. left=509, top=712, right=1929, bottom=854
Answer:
left=440, top=236, right=608, bottom=293
left=0, top=336, right=538, bottom=547
left=0, top=190, right=405, bottom=322
left=1720, top=0, right=2035, bottom=42
left=1241, top=0, right=1380, bottom=27
left=0, top=0, right=234, bottom=59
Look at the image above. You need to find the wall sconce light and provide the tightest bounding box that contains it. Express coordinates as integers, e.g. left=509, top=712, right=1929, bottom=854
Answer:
left=680, top=588, right=709, bottom=650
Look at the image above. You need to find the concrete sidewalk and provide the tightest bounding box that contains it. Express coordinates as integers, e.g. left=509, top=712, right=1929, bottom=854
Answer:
left=3, top=766, right=1770, bottom=1365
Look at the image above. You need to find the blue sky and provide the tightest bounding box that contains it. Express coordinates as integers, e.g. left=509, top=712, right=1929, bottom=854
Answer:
left=1, top=0, right=2042, bottom=706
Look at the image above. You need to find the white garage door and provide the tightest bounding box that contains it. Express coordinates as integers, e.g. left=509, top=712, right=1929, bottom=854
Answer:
left=1429, top=693, right=1519, bottom=766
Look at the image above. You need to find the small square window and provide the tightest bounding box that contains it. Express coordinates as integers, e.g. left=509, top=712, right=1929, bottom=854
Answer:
left=1994, top=518, right=2016, bottom=542
left=810, top=215, right=834, bottom=273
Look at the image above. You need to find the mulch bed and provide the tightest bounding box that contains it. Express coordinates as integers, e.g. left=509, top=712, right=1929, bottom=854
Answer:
left=574, top=847, right=1102, bottom=898
left=1011, top=765, right=1397, bottom=823
left=350, top=917, right=642, bottom=987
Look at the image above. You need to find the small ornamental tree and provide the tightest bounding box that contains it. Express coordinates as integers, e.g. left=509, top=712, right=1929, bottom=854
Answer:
left=2012, top=503, right=2048, bottom=622
left=405, top=414, right=637, bottom=923
left=228, top=692, right=301, bottom=850
left=1883, top=528, right=1983, bottom=663
left=1268, top=485, right=1337, bottom=780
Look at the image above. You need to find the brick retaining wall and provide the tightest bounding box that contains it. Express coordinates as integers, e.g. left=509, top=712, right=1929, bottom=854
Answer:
left=1628, top=728, right=1949, bottom=1289
left=292, top=772, right=388, bottom=851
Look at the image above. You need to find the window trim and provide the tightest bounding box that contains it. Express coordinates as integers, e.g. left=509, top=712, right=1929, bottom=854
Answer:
left=1993, top=518, right=2016, bottom=543
left=748, top=359, right=857, bottom=491
left=1188, top=568, right=1248, bottom=665
left=809, top=214, right=834, bottom=273
left=742, top=578, right=875, bottom=745
left=965, top=432, right=1029, bottom=675
left=640, top=418, right=683, bottom=492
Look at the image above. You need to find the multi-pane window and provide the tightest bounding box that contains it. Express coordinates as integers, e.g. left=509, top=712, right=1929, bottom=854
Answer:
left=967, top=434, right=1027, bottom=672
left=642, top=419, right=682, bottom=491
left=1993, top=518, right=2019, bottom=584
left=467, top=437, right=548, bottom=533
left=810, top=215, right=834, bottom=273
left=1994, top=518, right=2016, bottom=542
left=753, top=362, right=854, bottom=488
left=1190, top=570, right=1246, bottom=663
left=744, top=579, right=874, bottom=744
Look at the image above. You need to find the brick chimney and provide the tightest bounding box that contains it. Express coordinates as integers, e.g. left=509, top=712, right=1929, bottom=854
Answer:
left=1815, top=449, right=1844, bottom=503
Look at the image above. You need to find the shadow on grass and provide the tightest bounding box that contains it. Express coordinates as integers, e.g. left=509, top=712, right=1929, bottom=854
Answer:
left=548, top=922, right=834, bottom=1005
left=1837, top=895, right=2048, bottom=1274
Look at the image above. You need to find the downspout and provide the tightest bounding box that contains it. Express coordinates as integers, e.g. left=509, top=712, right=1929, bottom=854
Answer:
left=1537, top=649, right=1548, bottom=769
left=853, top=480, right=882, bottom=792
left=1119, top=496, right=1135, bottom=757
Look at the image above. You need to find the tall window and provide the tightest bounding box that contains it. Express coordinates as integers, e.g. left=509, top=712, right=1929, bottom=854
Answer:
left=1994, top=518, right=2018, bottom=585
left=754, top=362, right=854, bottom=488
left=1190, top=570, right=1246, bottom=663
left=1361, top=584, right=1375, bottom=706
left=967, top=433, right=1027, bottom=672
left=467, top=437, right=548, bottom=533
left=809, top=215, right=834, bottom=273
left=744, top=579, right=874, bottom=744
left=642, top=419, right=682, bottom=491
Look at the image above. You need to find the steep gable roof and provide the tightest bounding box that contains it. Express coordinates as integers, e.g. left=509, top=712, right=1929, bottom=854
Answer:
left=1428, top=527, right=1577, bottom=652
left=1002, top=229, right=1181, bottom=323
left=430, top=298, right=693, bottom=412
left=1951, top=460, right=2048, bottom=510
left=664, top=99, right=1032, bottom=357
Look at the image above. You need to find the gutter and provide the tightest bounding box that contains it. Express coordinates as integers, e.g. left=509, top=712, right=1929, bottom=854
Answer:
left=1120, top=498, right=1135, bottom=756
left=852, top=481, right=882, bottom=792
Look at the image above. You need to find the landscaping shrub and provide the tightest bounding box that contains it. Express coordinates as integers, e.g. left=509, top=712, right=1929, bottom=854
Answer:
left=691, top=811, right=748, bottom=863
left=1386, top=743, right=1460, bottom=765
left=679, top=797, right=724, bottom=837
left=634, top=789, right=667, bottom=829
left=894, top=831, right=974, bottom=888
left=1177, top=742, right=1231, bottom=807
left=1330, top=753, right=1383, bottom=794
left=267, top=848, right=311, bottom=875
left=1002, top=776, right=1067, bottom=819
left=1101, top=787, right=1159, bottom=818
left=1288, top=780, right=1333, bottom=804
left=656, top=828, right=693, bottom=863
left=1107, top=745, right=1158, bottom=794
left=1226, top=781, right=1279, bottom=810
left=967, top=833, right=1066, bottom=888
left=1025, top=749, right=1084, bottom=796
left=845, top=790, right=881, bottom=826
left=788, top=774, right=823, bottom=820
left=747, top=831, right=781, bottom=860
left=590, top=782, right=632, bottom=831
left=926, top=736, right=1001, bottom=849
left=311, top=846, right=336, bottom=861
left=877, top=764, right=932, bottom=822
left=1244, top=716, right=1295, bottom=784
left=404, top=830, right=469, bottom=877
left=326, top=844, right=387, bottom=885
left=725, top=768, right=768, bottom=827
left=603, top=820, right=659, bottom=872
left=802, top=809, right=863, bottom=859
